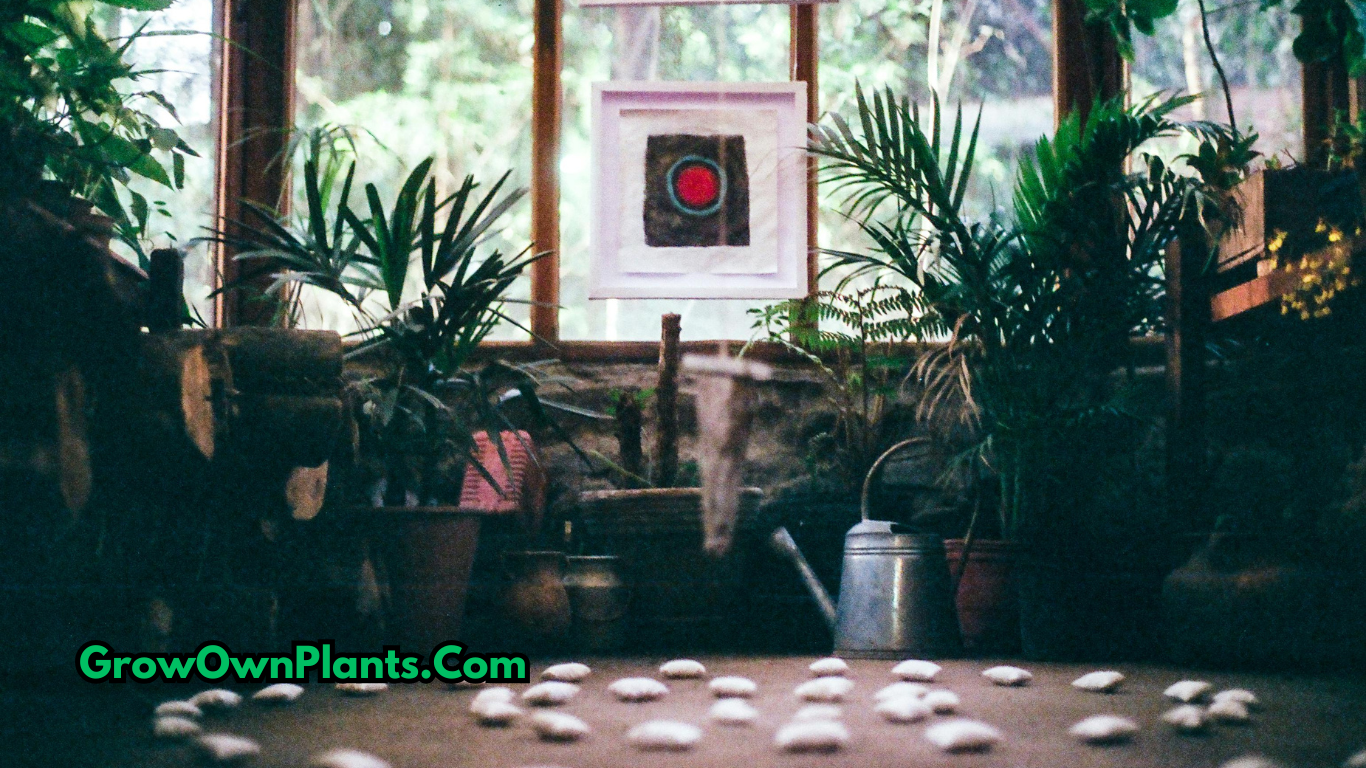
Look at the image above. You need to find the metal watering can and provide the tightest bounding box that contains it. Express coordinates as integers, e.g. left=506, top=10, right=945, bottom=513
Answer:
left=771, top=439, right=962, bottom=659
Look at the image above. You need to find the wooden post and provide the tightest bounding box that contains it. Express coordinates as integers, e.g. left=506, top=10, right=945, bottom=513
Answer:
left=1304, top=55, right=1351, bottom=167
left=530, top=0, right=562, bottom=344
left=215, top=0, right=295, bottom=327
left=654, top=313, right=682, bottom=487
left=147, top=248, right=183, bottom=332
left=791, top=2, right=819, bottom=303
left=1165, top=234, right=1208, bottom=529
left=1053, top=0, right=1123, bottom=127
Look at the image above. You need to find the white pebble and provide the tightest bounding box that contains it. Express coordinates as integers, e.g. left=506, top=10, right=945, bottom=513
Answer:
left=627, top=720, right=702, bottom=751
left=1164, top=680, right=1212, bottom=703
left=891, top=659, right=941, bottom=681
left=190, top=689, right=243, bottom=710
left=155, top=700, right=202, bottom=719
left=710, top=698, right=759, bottom=726
left=875, top=682, right=929, bottom=701
left=541, top=663, right=592, bottom=682
left=1162, top=705, right=1208, bottom=734
left=1213, top=688, right=1261, bottom=710
left=1070, top=715, right=1139, bottom=744
left=924, top=689, right=961, bottom=714
left=252, top=683, right=304, bottom=704
left=924, top=719, right=1001, bottom=753
left=335, top=682, right=387, bottom=696
left=474, top=701, right=522, bottom=726
left=809, top=657, right=849, bottom=677
left=522, top=681, right=580, bottom=706
left=608, top=677, right=669, bottom=702
left=875, top=696, right=932, bottom=724
left=982, top=665, right=1032, bottom=686
left=710, top=676, right=758, bottom=698
left=1346, top=749, right=1366, bottom=768
left=1072, top=671, right=1124, bottom=693
left=659, top=659, right=707, bottom=679
left=792, top=704, right=842, bottom=721
left=794, top=676, right=853, bottom=703
left=531, top=711, right=591, bottom=742
left=471, top=686, right=516, bottom=712
left=1221, top=757, right=1287, bottom=768
left=153, top=716, right=202, bottom=739
left=1208, top=697, right=1252, bottom=724
left=195, top=733, right=261, bottom=763
left=774, top=720, right=849, bottom=752
left=309, top=749, right=390, bottom=768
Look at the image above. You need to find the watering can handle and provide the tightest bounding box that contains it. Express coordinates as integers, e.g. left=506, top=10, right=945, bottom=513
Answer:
left=859, top=437, right=930, bottom=522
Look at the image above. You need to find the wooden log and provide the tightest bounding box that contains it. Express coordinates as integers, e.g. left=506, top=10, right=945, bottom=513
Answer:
left=54, top=366, right=92, bottom=513
left=146, top=248, right=184, bottom=332
left=231, top=395, right=345, bottom=468
left=137, top=334, right=216, bottom=461
left=216, top=328, right=343, bottom=396
left=654, top=313, right=681, bottom=487
left=286, top=461, right=329, bottom=521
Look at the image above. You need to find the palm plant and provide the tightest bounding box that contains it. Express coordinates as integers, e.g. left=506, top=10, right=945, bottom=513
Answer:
left=218, top=145, right=590, bottom=504
left=811, top=86, right=1211, bottom=545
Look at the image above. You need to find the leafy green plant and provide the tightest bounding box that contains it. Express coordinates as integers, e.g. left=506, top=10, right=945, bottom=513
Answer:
left=1267, top=0, right=1366, bottom=76
left=1, top=0, right=199, bottom=263
left=219, top=145, right=593, bottom=504
left=809, top=85, right=1212, bottom=545
left=745, top=286, right=929, bottom=493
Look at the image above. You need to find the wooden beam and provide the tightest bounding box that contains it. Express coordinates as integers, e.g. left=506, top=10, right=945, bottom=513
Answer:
left=1052, top=0, right=1123, bottom=127
left=531, top=0, right=563, bottom=343
left=791, top=2, right=818, bottom=300
left=215, top=0, right=295, bottom=327
left=1165, top=235, right=1208, bottom=528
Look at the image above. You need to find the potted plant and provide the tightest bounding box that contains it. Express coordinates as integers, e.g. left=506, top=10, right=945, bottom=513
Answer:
left=2, top=0, right=199, bottom=263
left=809, top=86, right=1226, bottom=659
left=219, top=143, right=591, bottom=650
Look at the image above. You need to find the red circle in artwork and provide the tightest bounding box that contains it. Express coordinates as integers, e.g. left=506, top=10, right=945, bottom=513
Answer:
left=674, top=163, right=721, bottom=209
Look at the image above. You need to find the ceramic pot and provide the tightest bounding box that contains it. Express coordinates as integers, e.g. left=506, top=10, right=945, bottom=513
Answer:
left=944, top=538, right=1020, bottom=654
left=501, top=551, right=571, bottom=644
left=563, top=555, right=629, bottom=652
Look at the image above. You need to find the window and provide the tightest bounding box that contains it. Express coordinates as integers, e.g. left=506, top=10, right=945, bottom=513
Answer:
left=818, top=0, right=1053, bottom=307
left=560, top=3, right=792, bottom=341
left=93, top=0, right=218, bottom=325
left=292, top=0, right=535, bottom=337
left=1132, top=0, right=1302, bottom=163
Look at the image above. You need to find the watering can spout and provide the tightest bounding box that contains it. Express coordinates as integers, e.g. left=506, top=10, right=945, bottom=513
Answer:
left=770, top=526, right=838, bottom=631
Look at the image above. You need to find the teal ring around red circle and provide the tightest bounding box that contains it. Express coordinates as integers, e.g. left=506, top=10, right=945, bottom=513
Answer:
left=665, top=155, right=726, bottom=217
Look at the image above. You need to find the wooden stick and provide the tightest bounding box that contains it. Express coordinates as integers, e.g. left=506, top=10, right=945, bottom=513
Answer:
left=615, top=388, right=643, bottom=488
left=654, top=313, right=681, bottom=487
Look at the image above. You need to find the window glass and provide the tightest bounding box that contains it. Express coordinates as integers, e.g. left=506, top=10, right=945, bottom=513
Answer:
left=94, top=0, right=218, bottom=325
left=817, top=0, right=1052, bottom=334
left=561, top=3, right=791, bottom=341
left=1132, top=0, right=1301, bottom=163
left=293, top=0, right=534, bottom=337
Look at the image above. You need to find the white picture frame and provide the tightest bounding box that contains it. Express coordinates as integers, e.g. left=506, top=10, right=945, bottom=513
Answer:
left=590, top=81, right=809, bottom=300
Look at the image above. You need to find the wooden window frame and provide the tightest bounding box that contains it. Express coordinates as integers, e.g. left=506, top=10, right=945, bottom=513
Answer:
left=214, top=0, right=1325, bottom=364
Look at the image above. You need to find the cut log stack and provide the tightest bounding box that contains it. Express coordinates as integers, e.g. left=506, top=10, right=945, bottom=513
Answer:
left=0, top=195, right=352, bottom=666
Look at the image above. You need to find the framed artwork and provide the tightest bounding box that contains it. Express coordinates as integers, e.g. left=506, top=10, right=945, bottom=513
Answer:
left=580, top=1, right=835, bottom=6
left=590, top=82, right=809, bottom=299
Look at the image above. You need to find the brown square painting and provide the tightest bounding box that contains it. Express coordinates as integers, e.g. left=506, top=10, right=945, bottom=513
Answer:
left=643, top=134, right=750, bottom=248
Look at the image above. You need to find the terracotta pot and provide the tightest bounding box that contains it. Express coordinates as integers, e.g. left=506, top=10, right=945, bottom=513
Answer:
left=944, top=539, right=1019, bottom=654
left=373, top=508, right=482, bottom=654
left=564, top=555, right=629, bottom=652
left=501, top=550, right=572, bottom=645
